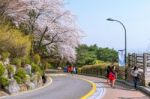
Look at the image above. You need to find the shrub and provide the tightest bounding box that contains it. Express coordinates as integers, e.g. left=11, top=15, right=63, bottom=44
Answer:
left=0, top=24, right=31, bottom=58
left=0, top=77, right=9, bottom=87
left=42, top=61, right=52, bottom=70
left=0, top=63, right=5, bottom=77
left=80, top=65, right=106, bottom=76
left=21, top=57, right=31, bottom=65
left=80, top=63, right=125, bottom=80
left=31, top=63, right=42, bottom=75
left=116, top=66, right=125, bottom=80
left=33, top=54, right=41, bottom=64
left=24, top=57, right=31, bottom=64
left=1, top=51, right=10, bottom=60
left=14, top=76, right=22, bottom=84
left=7, top=65, right=14, bottom=74
left=14, top=68, right=27, bottom=84
left=12, top=58, right=22, bottom=67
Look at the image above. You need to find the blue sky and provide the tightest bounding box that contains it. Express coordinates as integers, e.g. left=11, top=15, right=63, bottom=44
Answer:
left=65, top=0, right=150, bottom=52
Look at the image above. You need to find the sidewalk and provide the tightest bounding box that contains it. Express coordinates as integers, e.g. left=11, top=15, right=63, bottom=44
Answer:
left=75, top=75, right=149, bottom=99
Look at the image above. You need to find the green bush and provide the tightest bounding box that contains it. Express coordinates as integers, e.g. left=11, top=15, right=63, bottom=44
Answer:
left=42, top=61, right=52, bottom=70
left=1, top=51, right=10, bottom=60
left=12, top=58, right=22, bottom=67
left=79, top=64, right=125, bottom=80
left=0, top=63, right=5, bottom=77
left=0, top=77, right=9, bottom=87
left=31, top=63, right=42, bottom=75
left=0, top=24, right=31, bottom=58
left=21, top=57, right=31, bottom=65
left=14, top=68, right=27, bottom=84
left=14, top=76, right=22, bottom=84
left=33, top=54, right=41, bottom=64
left=7, top=65, right=14, bottom=74
left=24, top=57, right=31, bottom=64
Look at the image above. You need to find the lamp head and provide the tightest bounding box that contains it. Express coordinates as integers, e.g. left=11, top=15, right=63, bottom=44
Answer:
left=106, top=18, right=115, bottom=21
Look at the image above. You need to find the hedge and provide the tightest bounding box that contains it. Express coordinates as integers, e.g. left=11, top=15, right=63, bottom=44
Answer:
left=78, top=64, right=125, bottom=80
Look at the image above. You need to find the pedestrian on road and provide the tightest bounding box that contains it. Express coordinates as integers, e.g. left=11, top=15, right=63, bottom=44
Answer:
left=131, top=66, right=140, bottom=89
left=108, top=66, right=116, bottom=88
left=106, top=65, right=111, bottom=84
left=73, top=66, right=76, bottom=74
left=71, top=66, right=74, bottom=74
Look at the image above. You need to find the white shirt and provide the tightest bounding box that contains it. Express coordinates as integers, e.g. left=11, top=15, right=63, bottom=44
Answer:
left=131, top=70, right=139, bottom=77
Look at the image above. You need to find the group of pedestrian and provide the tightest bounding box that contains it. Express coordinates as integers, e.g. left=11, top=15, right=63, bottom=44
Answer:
left=67, top=66, right=77, bottom=74
left=106, top=65, right=116, bottom=88
left=106, top=65, right=141, bottom=89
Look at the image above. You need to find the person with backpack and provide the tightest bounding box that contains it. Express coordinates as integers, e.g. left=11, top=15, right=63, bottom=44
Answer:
left=108, top=66, right=116, bottom=88
left=131, top=66, right=140, bottom=89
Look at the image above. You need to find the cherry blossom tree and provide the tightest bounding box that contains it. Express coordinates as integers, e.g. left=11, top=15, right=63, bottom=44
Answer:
left=4, top=0, right=82, bottom=63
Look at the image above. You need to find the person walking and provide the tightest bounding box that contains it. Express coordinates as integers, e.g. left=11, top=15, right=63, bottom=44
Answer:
left=108, top=66, right=116, bottom=88
left=131, top=66, right=140, bottom=89
left=106, top=66, right=111, bottom=84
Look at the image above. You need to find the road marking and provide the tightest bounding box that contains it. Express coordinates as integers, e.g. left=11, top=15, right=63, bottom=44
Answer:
left=88, top=83, right=106, bottom=99
left=0, top=77, right=53, bottom=99
left=79, top=78, right=96, bottom=99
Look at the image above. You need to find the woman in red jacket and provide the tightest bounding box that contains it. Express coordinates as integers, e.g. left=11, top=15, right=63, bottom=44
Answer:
left=109, top=66, right=116, bottom=87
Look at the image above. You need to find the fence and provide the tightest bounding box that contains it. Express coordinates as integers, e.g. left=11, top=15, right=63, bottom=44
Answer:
left=128, top=53, right=150, bottom=86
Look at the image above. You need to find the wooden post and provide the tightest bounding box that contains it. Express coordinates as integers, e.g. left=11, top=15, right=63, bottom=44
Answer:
left=132, top=53, right=137, bottom=68
left=143, top=53, right=147, bottom=86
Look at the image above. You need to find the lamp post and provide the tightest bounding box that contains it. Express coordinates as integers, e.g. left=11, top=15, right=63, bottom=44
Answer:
left=106, top=18, right=127, bottom=80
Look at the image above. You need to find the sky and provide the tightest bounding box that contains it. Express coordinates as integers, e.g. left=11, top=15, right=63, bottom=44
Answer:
left=65, top=0, right=150, bottom=53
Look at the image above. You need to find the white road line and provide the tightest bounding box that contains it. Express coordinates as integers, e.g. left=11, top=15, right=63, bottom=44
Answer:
left=88, top=83, right=106, bottom=99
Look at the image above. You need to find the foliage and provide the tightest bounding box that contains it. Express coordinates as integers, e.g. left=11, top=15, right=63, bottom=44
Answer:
left=14, top=68, right=27, bottom=84
left=5, top=0, right=81, bottom=63
left=42, top=60, right=52, bottom=70
left=78, top=63, right=125, bottom=80
left=21, top=57, right=31, bottom=65
left=7, top=65, right=14, bottom=74
left=33, top=54, right=41, bottom=65
left=0, top=77, right=9, bottom=87
left=11, top=58, right=22, bottom=67
left=96, top=47, right=118, bottom=62
left=0, top=24, right=31, bottom=58
left=0, top=63, right=5, bottom=77
left=76, top=44, right=97, bottom=66
left=14, top=76, right=22, bottom=84
left=79, top=65, right=107, bottom=76
left=31, top=63, right=42, bottom=75
left=76, top=44, right=118, bottom=66
left=1, top=51, right=10, bottom=60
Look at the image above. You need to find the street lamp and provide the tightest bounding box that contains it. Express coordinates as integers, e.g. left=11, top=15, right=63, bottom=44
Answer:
left=106, top=18, right=127, bottom=80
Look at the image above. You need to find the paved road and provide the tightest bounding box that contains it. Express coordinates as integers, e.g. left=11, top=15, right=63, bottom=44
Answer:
left=0, top=75, right=91, bottom=99
left=75, top=75, right=150, bottom=99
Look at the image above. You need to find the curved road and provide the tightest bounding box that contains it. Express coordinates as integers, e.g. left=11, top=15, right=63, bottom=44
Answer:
left=0, top=75, right=91, bottom=99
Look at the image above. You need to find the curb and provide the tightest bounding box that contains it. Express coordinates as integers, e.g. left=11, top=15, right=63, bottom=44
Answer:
left=0, top=77, right=53, bottom=99
left=47, top=73, right=67, bottom=76
left=78, top=78, right=96, bottom=99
